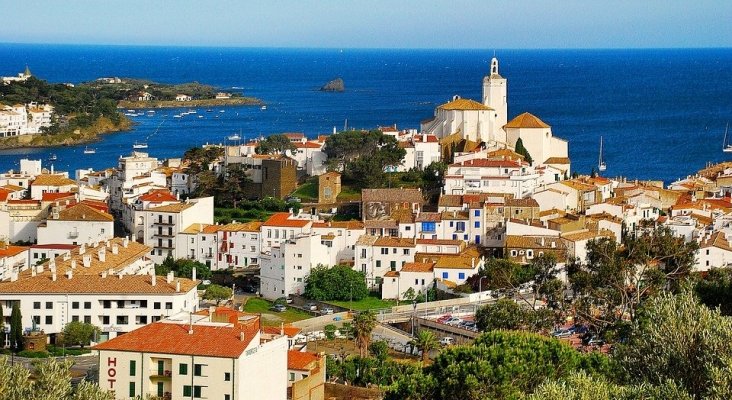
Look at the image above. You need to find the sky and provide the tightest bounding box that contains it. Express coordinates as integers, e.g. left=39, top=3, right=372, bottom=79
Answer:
left=1, top=0, right=731, bottom=49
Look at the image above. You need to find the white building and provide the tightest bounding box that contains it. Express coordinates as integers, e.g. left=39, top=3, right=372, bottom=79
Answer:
left=30, top=173, right=77, bottom=200
left=260, top=212, right=314, bottom=254
left=93, top=311, right=288, bottom=400
left=260, top=233, right=336, bottom=300
left=443, top=158, right=539, bottom=198
left=37, top=203, right=114, bottom=245
left=696, top=231, right=732, bottom=271
left=0, top=238, right=199, bottom=342
left=504, top=112, right=569, bottom=166
left=141, top=197, right=214, bottom=264
left=0, top=245, right=29, bottom=282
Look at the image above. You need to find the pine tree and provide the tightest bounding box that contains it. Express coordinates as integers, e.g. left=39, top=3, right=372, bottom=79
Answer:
left=515, top=138, right=533, bottom=164
left=9, top=302, right=23, bottom=352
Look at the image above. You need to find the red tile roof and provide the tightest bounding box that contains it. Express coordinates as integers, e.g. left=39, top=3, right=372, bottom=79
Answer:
left=504, top=112, right=551, bottom=129
left=139, top=189, right=178, bottom=203
left=262, top=212, right=310, bottom=228
left=295, top=142, right=322, bottom=149
left=288, top=350, right=320, bottom=371
left=93, top=322, right=257, bottom=358
left=0, top=245, right=28, bottom=257
left=262, top=325, right=302, bottom=338
left=41, top=192, right=75, bottom=202
left=80, top=200, right=109, bottom=212
left=451, top=159, right=522, bottom=168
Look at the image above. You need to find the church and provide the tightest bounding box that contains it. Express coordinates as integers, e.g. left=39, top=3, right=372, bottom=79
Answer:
left=420, top=57, right=570, bottom=174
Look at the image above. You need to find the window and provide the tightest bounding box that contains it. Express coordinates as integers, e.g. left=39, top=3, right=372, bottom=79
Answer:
left=376, top=260, right=381, bottom=269
left=421, top=221, right=436, bottom=233
left=183, top=386, right=192, bottom=397
left=225, top=372, right=231, bottom=381
left=116, top=316, right=128, bottom=325
left=459, top=272, right=466, bottom=280
left=45, top=302, right=52, bottom=309
left=456, top=222, right=466, bottom=232
left=45, top=315, right=52, bottom=325
left=129, top=382, right=135, bottom=398
left=403, top=249, right=410, bottom=255
left=474, top=210, right=481, bottom=217
left=390, top=261, right=396, bottom=271
left=33, top=302, right=41, bottom=309
left=179, top=363, right=188, bottom=375
left=510, top=250, right=517, bottom=257
left=72, top=316, right=79, bottom=322
left=84, top=316, right=91, bottom=324
left=165, top=302, right=172, bottom=310
left=83, top=302, right=91, bottom=309
left=415, top=279, right=419, bottom=285
left=289, top=372, right=295, bottom=381
left=194, top=364, right=204, bottom=377
left=130, top=360, right=136, bottom=376
left=32, top=316, right=40, bottom=325
left=405, top=226, right=411, bottom=231
left=225, top=395, right=230, bottom=400
left=193, top=386, right=203, bottom=398
left=442, top=272, right=448, bottom=279
left=154, top=302, right=161, bottom=310
left=474, top=221, right=480, bottom=228
left=380, top=248, right=388, bottom=255
left=102, top=316, right=110, bottom=325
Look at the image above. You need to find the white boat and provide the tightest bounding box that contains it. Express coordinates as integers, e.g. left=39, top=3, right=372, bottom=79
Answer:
left=260, top=105, right=267, bottom=110
left=47, top=153, right=57, bottom=161
left=83, top=147, right=96, bottom=154
left=126, top=109, right=135, bottom=113
left=198, top=115, right=204, bottom=119
left=187, top=109, right=197, bottom=114
left=219, top=110, right=225, bottom=113
left=723, top=123, right=732, bottom=153
left=173, top=114, right=182, bottom=118
left=133, top=141, right=148, bottom=149
left=228, top=134, right=241, bottom=141
left=598, top=136, right=607, bottom=172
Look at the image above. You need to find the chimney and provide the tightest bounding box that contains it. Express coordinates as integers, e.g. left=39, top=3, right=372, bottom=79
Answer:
left=98, top=247, right=106, bottom=262
left=31, top=268, right=37, bottom=277
left=240, top=332, right=246, bottom=341
left=209, top=305, right=216, bottom=319
left=176, top=280, right=181, bottom=292
left=192, top=267, right=197, bottom=282
left=112, top=244, right=119, bottom=255
left=119, top=273, right=123, bottom=279
left=280, top=322, right=284, bottom=336
left=10, top=270, right=18, bottom=282
left=151, top=272, right=156, bottom=286
left=66, top=270, right=73, bottom=279
left=102, top=271, right=107, bottom=278
left=52, top=271, right=57, bottom=281
left=71, top=259, right=77, bottom=269
left=82, top=254, right=91, bottom=268
left=37, top=263, right=44, bottom=273
left=167, top=271, right=174, bottom=284
left=471, top=257, right=475, bottom=269
left=63, top=253, right=70, bottom=261
left=79, top=243, right=86, bottom=255
left=123, top=237, right=129, bottom=248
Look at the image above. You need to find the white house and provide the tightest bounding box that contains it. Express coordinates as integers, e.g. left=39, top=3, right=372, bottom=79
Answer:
left=30, top=173, right=77, bottom=200
left=504, top=112, right=569, bottom=166
left=175, top=94, right=192, bottom=102
left=142, top=197, right=214, bottom=264
left=443, top=158, right=539, bottom=198
left=696, top=231, right=732, bottom=271
left=36, top=203, right=114, bottom=245
left=93, top=312, right=288, bottom=400
left=0, top=245, right=29, bottom=282
left=0, top=238, right=199, bottom=342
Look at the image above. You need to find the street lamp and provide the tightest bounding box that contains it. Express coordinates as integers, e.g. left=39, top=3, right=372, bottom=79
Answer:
left=411, top=300, right=417, bottom=337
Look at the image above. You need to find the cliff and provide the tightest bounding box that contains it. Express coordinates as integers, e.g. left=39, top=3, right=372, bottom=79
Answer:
left=320, top=78, right=345, bottom=92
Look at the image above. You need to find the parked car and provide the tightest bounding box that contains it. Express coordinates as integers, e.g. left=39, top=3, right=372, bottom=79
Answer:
left=445, top=317, right=463, bottom=326
left=321, top=307, right=334, bottom=315
left=285, top=296, right=294, bottom=304
left=271, top=304, right=287, bottom=312
left=439, top=337, right=454, bottom=346
left=552, top=329, right=573, bottom=338
left=304, top=302, right=318, bottom=311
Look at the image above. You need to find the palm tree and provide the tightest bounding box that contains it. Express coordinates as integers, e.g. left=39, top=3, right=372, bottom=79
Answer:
left=352, top=310, right=377, bottom=358
left=410, top=330, right=439, bottom=363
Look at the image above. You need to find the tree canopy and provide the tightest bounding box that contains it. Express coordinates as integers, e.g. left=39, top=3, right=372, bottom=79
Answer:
left=155, top=256, right=212, bottom=280
left=203, top=284, right=232, bottom=304
left=324, top=129, right=406, bottom=189
left=255, top=134, right=297, bottom=155
left=303, top=265, right=368, bottom=301
left=62, top=321, right=100, bottom=349
left=514, top=138, right=533, bottom=164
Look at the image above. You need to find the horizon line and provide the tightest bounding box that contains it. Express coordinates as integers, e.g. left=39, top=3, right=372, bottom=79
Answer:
left=1, top=41, right=731, bottom=52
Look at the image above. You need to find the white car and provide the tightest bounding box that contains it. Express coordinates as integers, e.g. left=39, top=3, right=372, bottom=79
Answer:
left=439, top=337, right=454, bottom=346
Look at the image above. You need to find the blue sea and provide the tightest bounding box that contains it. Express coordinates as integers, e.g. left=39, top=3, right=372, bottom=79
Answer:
left=0, top=44, right=731, bottom=184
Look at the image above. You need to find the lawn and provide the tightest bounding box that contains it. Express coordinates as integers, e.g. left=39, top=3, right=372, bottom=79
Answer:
left=241, top=297, right=312, bottom=326
left=291, top=181, right=318, bottom=202
left=326, top=294, right=396, bottom=311
left=214, top=208, right=273, bottom=224
left=336, top=184, right=361, bottom=202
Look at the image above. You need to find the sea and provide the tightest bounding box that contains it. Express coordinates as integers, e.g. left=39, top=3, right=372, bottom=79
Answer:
left=0, top=44, right=731, bottom=184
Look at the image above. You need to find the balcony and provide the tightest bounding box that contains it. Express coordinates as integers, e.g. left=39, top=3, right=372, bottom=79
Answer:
left=152, top=220, right=175, bottom=226
left=203, top=253, right=214, bottom=259
left=155, top=232, right=175, bottom=237
left=149, top=370, right=172, bottom=380
left=154, top=244, right=175, bottom=250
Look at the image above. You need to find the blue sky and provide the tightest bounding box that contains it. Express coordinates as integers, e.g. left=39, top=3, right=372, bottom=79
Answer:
left=1, top=0, right=731, bottom=48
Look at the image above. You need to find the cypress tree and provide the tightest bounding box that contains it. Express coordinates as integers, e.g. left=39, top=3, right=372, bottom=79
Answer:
left=515, top=138, right=533, bottom=165
left=9, top=302, right=22, bottom=352
left=0, top=305, right=4, bottom=348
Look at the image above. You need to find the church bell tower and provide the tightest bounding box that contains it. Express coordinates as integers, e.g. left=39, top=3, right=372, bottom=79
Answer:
left=482, top=57, right=508, bottom=135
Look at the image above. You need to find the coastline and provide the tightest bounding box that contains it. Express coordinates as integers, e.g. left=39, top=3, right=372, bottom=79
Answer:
left=0, top=114, right=133, bottom=150
left=118, top=97, right=263, bottom=109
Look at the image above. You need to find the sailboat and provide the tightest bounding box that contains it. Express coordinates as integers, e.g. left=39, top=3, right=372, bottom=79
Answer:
left=598, top=136, right=607, bottom=172
left=723, top=123, right=732, bottom=153
left=83, top=147, right=96, bottom=155
left=133, top=141, right=148, bottom=149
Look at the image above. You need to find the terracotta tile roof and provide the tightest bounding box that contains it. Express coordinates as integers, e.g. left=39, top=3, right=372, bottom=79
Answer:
left=139, top=189, right=178, bottom=203
left=284, top=133, right=305, bottom=139
left=373, top=237, right=416, bottom=248
left=0, top=245, right=28, bottom=257
left=355, top=235, right=379, bottom=246
left=262, top=325, right=302, bottom=338
left=362, top=188, right=423, bottom=204
left=148, top=202, right=195, bottom=213
left=32, top=174, right=76, bottom=187
left=700, top=232, right=732, bottom=252
left=0, top=190, right=9, bottom=202
left=363, top=219, right=398, bottom=229
left=438, top=98, right=493, bottom=111
left=451, top=159, right=523, bottom=168
left=400, top=262, right=435, bottom=273
left=416, top=239, right=463, bottom=246
left=80, top=200, right=109, bottom=212
left=41, top=192, right=75, bottom=202
left=391, top=209, right=415, bottom=224
left=215, top=221, right=263, bottom=232
left=93, top=321, right=256, bottom=358
left=504, top=112, right=551, bottom=129
left=544, top=157, right=571, bottom=164
left=262, top=212, right=311, bottom=228
left=506, top=235, right=565, bottom=250
left=487, top=148, right=525, bottom=160
left=57, top=203, right=113, bottom=222
left=328, top=220, right=364, bottom=230
left=30, top=244, right=77, bottom=250
left=413, top=134, right=438, bottom=143
left=561, top=180, right=596, bottom=191
left=437, top=278, right=457, bottom=288
left=2, top=184, right=25, bottom=192
left=440, top=210, right=469, bottom=220
left=506, top=198, right=539, bottom=207
left=384, top=271, right=399, bottom=277
left=295, top=142, right=322, bottom=149
left=180, top=223, right=213, bottom=234
left=415, top=212, right=442, bottom=222
left=561, top=229, right=614, bottom=242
